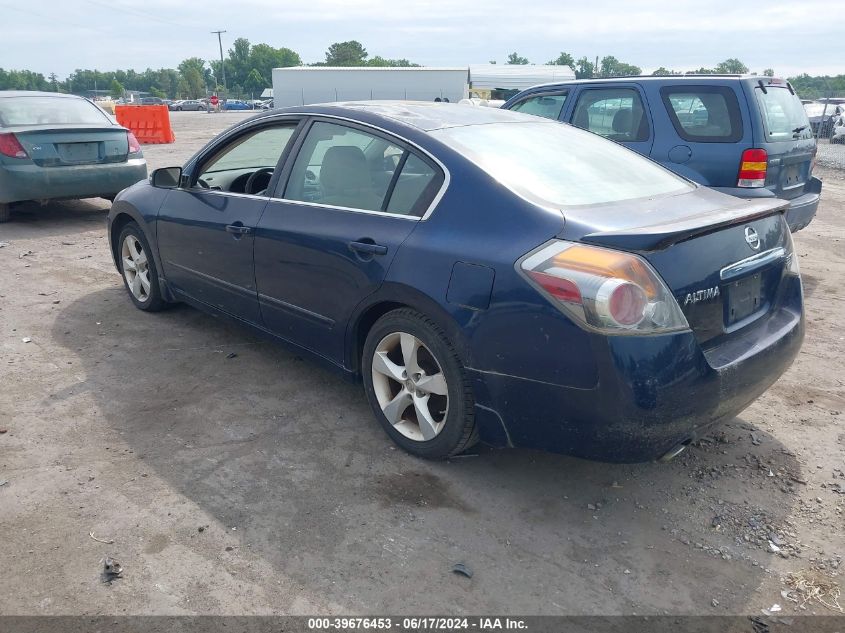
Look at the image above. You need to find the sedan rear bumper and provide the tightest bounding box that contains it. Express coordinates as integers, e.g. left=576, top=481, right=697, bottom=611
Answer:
left=0, top=158, right=148, bottom=204
left=469, top=278, right=804, bottom=462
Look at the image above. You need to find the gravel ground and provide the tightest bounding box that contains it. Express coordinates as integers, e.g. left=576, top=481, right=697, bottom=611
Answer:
left=0, top=111, right=843, bottom=616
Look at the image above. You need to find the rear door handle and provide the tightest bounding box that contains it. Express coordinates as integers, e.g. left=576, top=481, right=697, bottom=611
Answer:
left=348, top=241, right=388, bottom=256
left=225, top=223, right=252, bottom=236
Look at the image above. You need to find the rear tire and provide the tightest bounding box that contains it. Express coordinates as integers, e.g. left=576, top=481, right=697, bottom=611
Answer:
left=362, top=308, right=478, bottom=459
left=118, top=222, right=166, bottom=312
left=0, top=203, right=9, bottom=223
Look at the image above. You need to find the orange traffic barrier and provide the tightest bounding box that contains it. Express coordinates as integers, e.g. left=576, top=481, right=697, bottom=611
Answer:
left=114, top=105, right=176, bottom=145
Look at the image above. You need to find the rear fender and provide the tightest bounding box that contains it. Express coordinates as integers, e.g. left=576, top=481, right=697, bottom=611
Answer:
left=344, top=282, right=474, bottom=375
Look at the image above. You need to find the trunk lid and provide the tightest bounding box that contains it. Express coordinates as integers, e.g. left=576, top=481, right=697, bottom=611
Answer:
left=566, top=187, right=792, bottom=347
left=12, top=125, right=129, bottom=167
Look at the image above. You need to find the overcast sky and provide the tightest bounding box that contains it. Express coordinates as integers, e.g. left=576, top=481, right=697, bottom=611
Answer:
left=2, top=0, right=839, bottom=78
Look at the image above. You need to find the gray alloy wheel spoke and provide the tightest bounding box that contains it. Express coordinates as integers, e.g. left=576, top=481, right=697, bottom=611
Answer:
left=130, top=273, right=142, bottom=297
left=122, top=256, right=137, bottom=272
left=372, top=351, right=406, bottom=382
left=413, top=392, right=439, bottom=440
left=383, top=389, right=413, bottom=425
left=138, top=270, right=151, bottom=294
left=399, top=332, right=422, bottom=375
left=133, top=247, right=148, bottom=268
left=415, top=372, right=448, bottom=396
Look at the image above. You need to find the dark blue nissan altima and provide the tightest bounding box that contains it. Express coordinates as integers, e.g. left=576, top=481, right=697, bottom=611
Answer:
left=107, top=102, right=804, bottom=462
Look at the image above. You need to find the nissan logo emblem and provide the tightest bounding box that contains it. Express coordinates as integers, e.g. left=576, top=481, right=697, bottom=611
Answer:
left=744, top=226, right=761, bottom=250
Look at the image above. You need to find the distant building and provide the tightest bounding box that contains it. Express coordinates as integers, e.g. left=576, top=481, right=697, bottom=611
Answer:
left=271, top=67, right=469, bottom=107
left=468, top=65, right=576, bottom=101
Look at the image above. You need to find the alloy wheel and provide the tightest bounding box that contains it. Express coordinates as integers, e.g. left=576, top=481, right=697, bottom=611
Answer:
left=371, top=332, right=449, bottom=442
left=121, top=235, right=151, bottom=302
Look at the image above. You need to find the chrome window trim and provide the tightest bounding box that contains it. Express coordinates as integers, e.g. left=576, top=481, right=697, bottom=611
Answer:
left=219, top=111, right=450, bottom=221
left=720, top=247, right=786, bottom=281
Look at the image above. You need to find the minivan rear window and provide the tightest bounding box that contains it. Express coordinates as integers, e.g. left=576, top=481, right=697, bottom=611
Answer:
left=755, top=87, right=812, bottom=141
left=661, top=86, right=742, bottom=142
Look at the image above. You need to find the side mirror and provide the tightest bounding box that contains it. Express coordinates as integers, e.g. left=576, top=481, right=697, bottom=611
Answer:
left=151, top=167, right=182, bottom=189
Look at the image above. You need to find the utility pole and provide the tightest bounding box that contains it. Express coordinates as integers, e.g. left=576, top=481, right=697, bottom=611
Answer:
left=212, top=30, right=227, bottom=92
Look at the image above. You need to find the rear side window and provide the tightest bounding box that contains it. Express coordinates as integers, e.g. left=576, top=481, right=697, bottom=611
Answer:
left=661, top=86, right=742, bottom=142
left=756, top=87, right=812, bottom=141
left=509, top=92, right=568, bottom=120
left=385, top=153, right=441, bottom=216
left=571, top=88, right=649, bottom=142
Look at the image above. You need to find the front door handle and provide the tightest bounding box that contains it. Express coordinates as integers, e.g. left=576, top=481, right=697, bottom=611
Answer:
left=225, top=223, right=252, bottom=237
left=348, top=240, right=388, bottom=256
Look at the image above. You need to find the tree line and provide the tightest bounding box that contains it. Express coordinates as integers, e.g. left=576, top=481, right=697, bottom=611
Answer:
left=1, top=41, right=842, bottom=100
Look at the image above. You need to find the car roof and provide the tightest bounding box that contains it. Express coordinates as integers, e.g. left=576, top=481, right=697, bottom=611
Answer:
left=0, top=90, right=85, bottom=100
left=517, top=74, right=779, bottom=92
left=275, top=101, right=536, bottom=131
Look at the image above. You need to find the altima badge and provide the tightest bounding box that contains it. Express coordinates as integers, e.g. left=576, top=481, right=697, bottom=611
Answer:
left=684, top=286, right=720, bottom=306
left=744, top=226, right=761, bottom=250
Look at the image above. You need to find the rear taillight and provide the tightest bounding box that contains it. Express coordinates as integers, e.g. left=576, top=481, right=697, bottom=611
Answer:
left=127, top=132, right=142, bottom=154
left=737, top=148, right=767, bottom=188
left=519, top=241, right=689, bottom=334
left=0, top=133, right=28, bottom=159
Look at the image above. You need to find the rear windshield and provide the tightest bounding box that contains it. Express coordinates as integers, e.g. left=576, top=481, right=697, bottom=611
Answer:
left=755, top=87, right=811, bottom=141
left=431, top=121, right=692, bottom=207
left=0, top=96, right=111, bottom=127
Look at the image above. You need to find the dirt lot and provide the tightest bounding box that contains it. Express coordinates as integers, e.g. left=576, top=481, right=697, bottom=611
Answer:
left=1, top=111, right=843, bottom=616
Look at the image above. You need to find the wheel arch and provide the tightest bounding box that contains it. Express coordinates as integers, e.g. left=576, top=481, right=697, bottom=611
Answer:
left=346, top=283, right=473, bottom=377
left=108, top=200, right=172, bottom=301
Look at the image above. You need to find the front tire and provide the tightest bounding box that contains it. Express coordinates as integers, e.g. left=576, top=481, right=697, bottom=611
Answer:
left=118, top=222, right=166, bottom=312
left=362, top=308, right=477, bottom=459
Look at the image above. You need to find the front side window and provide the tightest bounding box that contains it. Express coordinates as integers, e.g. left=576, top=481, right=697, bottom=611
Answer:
left=284, top=121, right=442, bottom=216
left=432, top=121, right=691, bottom=207
left=0, top=96, right=111, bottom=127
left=509, top=92, right=568, bottom=120
left=661, top=86, right=742, bottom=142
left=197, top=124, right=296, bottom=194
left=571, top=88, right=649, bottom=142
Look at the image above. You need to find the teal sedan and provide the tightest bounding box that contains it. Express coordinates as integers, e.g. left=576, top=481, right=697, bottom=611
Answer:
left=0, top=91, right=148, bottom=222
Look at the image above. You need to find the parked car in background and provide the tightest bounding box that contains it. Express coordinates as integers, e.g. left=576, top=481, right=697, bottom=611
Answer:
left=170, top=100, right=205, bottom=111
left=139, top=97, right=165, bottom=106
left=223, top=99, right=252, bottom=111
left=0, top=91, right=147, bottom=222
left=107, top=103, right=803, bottom=463
left=502, top=75, right=821, bottom=232
left=832, top=114, right=845, bottom=144
left=259, top=99, right=274, bottom=110
left=804, top=101, right=841, bottom=138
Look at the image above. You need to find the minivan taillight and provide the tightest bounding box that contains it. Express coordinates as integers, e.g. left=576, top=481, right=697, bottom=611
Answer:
left=737, top=148, right=767, bottom=188
left=0, top=133, right=28, bottom=159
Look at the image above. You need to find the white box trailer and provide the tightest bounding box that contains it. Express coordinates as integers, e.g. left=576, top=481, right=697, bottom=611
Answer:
left=271, top=67, right=469, bottom=107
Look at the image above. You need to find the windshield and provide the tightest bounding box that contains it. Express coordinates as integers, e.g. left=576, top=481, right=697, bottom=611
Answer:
left=0, top=96, right=111, bottom=127
left=757, top=87, right=811, bottom=140
left=431, top=121, right=692, bottom=207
